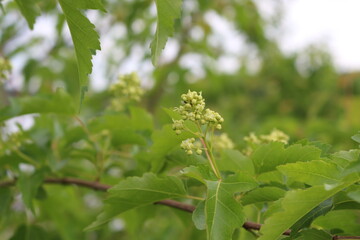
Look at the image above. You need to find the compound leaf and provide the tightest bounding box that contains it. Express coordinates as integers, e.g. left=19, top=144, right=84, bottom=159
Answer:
left=205, top=174, right=257, bottom=240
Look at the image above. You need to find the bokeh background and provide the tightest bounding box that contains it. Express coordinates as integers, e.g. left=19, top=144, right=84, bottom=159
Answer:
left=1, top=0, right=360, bottom=150
left=1, top=0, right=360, bottom=239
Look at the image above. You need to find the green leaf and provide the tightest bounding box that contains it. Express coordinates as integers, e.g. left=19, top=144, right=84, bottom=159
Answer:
left=257, top=170, right=284, bottom=184
left=252, top=143, right=322, bottom=174
left=351, top=132, right=360, bottom=144
left=313, top=209, right=360, bottom=235
left=0, top=90, right=76, bottom=121
left=277, top=160, right=342, bottom=186
left=181, top=165, right=217, bottom=184
left=241, top=187, right=286, bottom=206
left=88, top=114, right=148, bottom=146
left=331, top=149, right=360, bottom=168
left=10, top=225, right=48, bottom=240
left=205, top=174, right=257, bottom=240
left=86, top=173, right=187, bottom=230
left=333, top=191, right=360, bottom=210
left=129, top=106, right=153, bottom=131
left=0, top=188, right=12, bottom=217
left=218, top=149, right=254, bottom=174
left=258, top=174, right=360, bottom=240
left=347, top=189, right=360, bottom=203
left=283, top=229, right=331, bottom=240
left=149, top=125, right=195, bottom=172
left=251, top=142, right=284, bottom=174
left=192, top=200, right=206, bottom=230
left=58, top=0, right=105, bottom=101
left=17, top=170, right=45, bottom=212
left=150, top=0, right=183, bottom=65
left=290, top=198, right=333, bottom=234
left=15, top=0, right=40, bottom=29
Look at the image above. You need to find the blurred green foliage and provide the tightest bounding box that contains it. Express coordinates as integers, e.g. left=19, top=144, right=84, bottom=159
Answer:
left=0, top=0, right=360, bottom=239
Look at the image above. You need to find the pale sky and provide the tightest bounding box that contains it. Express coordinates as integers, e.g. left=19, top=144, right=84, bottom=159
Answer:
left=277, top=0, right=360, bottom=71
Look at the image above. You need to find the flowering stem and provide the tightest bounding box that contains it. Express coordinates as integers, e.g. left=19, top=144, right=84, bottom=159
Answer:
left=185, top=195, right=205, bottom=201
left=199, top=137, right=221, bottom=180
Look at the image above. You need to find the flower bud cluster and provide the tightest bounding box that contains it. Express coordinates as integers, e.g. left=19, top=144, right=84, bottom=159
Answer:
left=180, top=138, right=202, bottom=155
left=243, top=132, right=261, bottom=145
left=243, top=129, right=289, bottom=155
left=260, top=129, right=289, bottom=144
left=203, top=109, right=224, bottom=129
left=213, top=133, right=235, bottom=150
left=172, top=119, right=184, bottom=135
left=174, top=90, right=224, bottom=129
left=110, top=72, right=144, bottom=102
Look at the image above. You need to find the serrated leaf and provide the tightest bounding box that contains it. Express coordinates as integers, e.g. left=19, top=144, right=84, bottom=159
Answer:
left=277, top=160, right=342, bottom=186
left=332, top=149, right=360, bottom=168
left=150, top=0, right=182, bottom=65
left=251, top=142, right=284, bottom=174
left=58, top=0, right=105, bottom=102
left=205, top=174, right=257, bottom=240
left=0, top=90, right=76, bottom=121
left=86, top=173, right=187, bottom=230
left=192, top=200, right=206, bottom=230
left=15, top=0, right=40, bottom=29
left=252, top=143, right=322, bottom=174
left=241, top=187, right=286, bottom=205
left=17, top=170, right=45, bottom=212
left=218, top=149, right=254, bottom=174
left=181, top=165, right=217, bottom=184
left=258, top=174, right=360, bottom=240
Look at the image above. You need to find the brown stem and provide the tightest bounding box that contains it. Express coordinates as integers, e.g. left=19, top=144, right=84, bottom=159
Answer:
left=333, top=236, right=360, bottom=240
left=0, top=177, right=355, bottom=238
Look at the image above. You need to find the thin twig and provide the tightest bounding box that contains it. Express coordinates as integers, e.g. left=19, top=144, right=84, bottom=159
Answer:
left=0, top=177, right=356, bottom=238
left=333, top=236, right=360, bottom=240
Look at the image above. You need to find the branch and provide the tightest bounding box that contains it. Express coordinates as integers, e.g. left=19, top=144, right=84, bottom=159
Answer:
left=0, top=177, right=356, bottom=239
